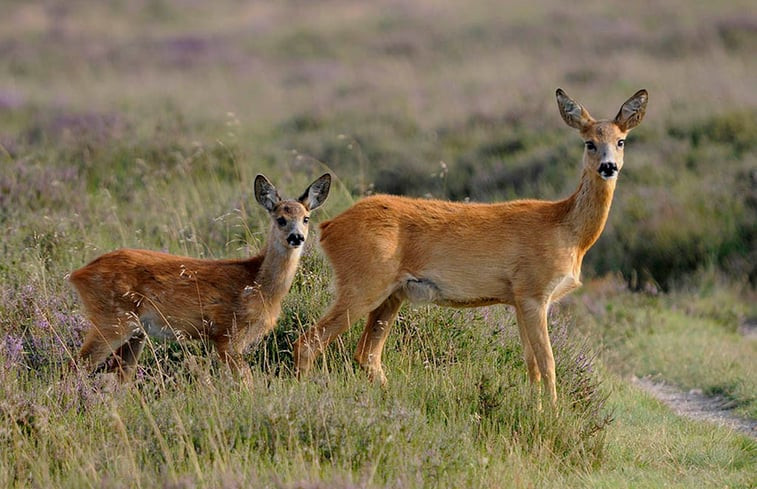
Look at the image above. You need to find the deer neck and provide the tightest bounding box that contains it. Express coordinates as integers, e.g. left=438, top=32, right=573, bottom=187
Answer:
left=565, top=168, right=617, bottom=254
left=254, top=234, right=303, bottom=305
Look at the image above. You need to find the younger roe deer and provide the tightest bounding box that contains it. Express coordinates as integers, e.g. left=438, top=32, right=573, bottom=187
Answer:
left=70, top=173, right=331, bottom=381
left=293, top=89, right=648, bottom=406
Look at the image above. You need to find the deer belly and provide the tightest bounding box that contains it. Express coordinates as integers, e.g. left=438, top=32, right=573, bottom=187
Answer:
left=140, top=313, right=204, bottom=340
left=401, top=278, right=441, bottom=303
left=140, top=315, right=178, bottom=340
left=400, top=276, right=501, bottom=308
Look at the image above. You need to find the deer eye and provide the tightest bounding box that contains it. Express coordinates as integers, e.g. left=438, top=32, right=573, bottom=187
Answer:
left=617, top=139, right=625, bottom=148
left=585, top=141, right=597, bottom=151
left=276, top=217, right=287, bottom=227
left=303, top=216, right=310, bottom=224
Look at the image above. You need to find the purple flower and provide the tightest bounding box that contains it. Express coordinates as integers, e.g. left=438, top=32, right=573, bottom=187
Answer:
left=34, top=306, right=51, bottom=330
left=1, top=334, right=24, bottom=366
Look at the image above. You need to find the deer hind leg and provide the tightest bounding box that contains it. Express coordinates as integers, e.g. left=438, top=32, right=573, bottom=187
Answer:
left=294, top=293, right=376, bottom=377
left=515, top=297, right=557, bottom=407
left=78, top=310, right=138, bottom=376
left=354, top=292, right=404, bottom=385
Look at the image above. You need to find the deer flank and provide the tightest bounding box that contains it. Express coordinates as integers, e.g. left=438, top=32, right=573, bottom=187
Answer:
left=294, top=89, right=648, bottom=406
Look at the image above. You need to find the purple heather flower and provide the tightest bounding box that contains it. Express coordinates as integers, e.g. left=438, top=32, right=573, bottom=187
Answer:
left=1, top=334, right=24, bottom=366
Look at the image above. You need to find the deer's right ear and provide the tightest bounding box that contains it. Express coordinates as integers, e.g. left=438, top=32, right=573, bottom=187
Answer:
left=298, top=173, right=331, bottom=211
left=254, top=174, right=280, bottom=213
left=556, top=88, right=595, bottom=131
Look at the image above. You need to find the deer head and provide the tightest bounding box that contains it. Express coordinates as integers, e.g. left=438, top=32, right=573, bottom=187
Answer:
left=255, top=173, right=331, bottom=249
left=557, top=88, right=648, bottom=181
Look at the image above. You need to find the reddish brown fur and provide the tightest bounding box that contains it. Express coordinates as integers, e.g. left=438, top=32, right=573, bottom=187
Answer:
left=294, top=90, right=647, bottom=406
left=70, top=174, right=330, bottom=382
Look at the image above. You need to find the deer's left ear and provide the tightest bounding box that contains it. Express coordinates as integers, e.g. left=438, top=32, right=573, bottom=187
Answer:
left=614, top=89, right=648, bottom=132
left=298, top=173, right=331, bottom=211
left=254, top=174, right=281, bottom=213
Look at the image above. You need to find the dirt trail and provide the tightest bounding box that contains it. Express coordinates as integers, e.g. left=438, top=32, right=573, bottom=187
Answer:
left=631, top=319, right=757, bottom=439
left=632, top=376, right=757, bottom=439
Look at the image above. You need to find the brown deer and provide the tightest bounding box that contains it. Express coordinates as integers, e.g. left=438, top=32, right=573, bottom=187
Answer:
left=70, top=173, right=331, bottom=382
left=293, top=89, right=647, bottom=405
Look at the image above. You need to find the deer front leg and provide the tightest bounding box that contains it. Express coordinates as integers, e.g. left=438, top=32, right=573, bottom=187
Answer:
left=214, top=336, right=254, bottom=386
left=515, top=297, right=557, bottom=407
left=217, top=314, right=282, bottom=386
left=515, top=316, right=540, bottom=385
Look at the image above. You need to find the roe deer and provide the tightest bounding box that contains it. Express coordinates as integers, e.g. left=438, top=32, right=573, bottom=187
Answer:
left=293, top=89, right=647, bottom=405
left=70, top=173, right=331, bottom=382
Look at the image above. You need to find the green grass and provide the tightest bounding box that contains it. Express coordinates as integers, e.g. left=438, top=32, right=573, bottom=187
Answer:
left=2, top=323, right=755, bottom=488
left=589, top=376, right=756, bottom=489
left=1, top=0, right=756, bottom=487
left=573, top=277, right=757, bottom=418
left=1, top=245, right=755, bottom=487
left=0, top=291, right=603, bottom=488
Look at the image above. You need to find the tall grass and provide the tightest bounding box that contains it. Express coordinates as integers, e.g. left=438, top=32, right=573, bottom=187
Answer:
left=0, top=261, right=613, bottom=487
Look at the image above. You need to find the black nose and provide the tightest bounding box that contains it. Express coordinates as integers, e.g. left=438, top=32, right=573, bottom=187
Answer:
left=598, top=162, right=618, bottom=179
left=287, top=234, right=305, bottom=247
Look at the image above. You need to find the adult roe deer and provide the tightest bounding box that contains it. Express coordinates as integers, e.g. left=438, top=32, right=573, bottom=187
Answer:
left=293, top=89, right=648, bottom=405
left=70, top=173, right=331, bottom=382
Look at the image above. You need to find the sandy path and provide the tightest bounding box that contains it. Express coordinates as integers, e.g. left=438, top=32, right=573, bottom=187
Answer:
left=632, top=376, right=757, bottom=439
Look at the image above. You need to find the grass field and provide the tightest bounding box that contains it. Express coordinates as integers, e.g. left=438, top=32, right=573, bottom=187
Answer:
left=1, top=1, right=755, bottom=487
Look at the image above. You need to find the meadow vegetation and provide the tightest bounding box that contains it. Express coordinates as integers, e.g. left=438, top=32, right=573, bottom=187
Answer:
left=1, top=1, right=755, bottom=487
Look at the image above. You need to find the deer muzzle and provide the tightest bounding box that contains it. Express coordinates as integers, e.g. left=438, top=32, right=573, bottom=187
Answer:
left=287, top=233, right=305, bottom=247
left=598, top=161, right=618, bottom=180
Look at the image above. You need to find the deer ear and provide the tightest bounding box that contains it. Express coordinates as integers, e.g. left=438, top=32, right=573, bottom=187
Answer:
left=556, top=88, right=595, bottom=130
left=298, top=173, right=331, bottom=211
left=254, top=174, right=280, bottom=212
left=614, top=89, right=648, bottom=132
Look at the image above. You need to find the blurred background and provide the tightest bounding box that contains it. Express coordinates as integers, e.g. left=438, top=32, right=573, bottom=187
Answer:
left=1, top=0, right=755, bottom=288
